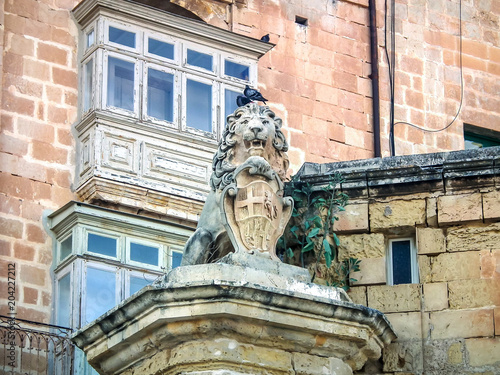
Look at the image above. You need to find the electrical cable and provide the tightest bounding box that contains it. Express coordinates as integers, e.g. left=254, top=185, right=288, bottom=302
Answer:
left=384, top=0, right=396, bottom=156
left=384, top=0, right=464, bottom=154
left=394, top=0, right=463, bottom=134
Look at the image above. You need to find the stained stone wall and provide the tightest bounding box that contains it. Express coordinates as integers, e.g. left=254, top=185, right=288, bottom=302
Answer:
left=292, top=147, right=500, bottom=374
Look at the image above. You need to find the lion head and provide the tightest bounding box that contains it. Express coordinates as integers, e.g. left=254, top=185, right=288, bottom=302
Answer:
left=211, top=103, right=289, bottom=191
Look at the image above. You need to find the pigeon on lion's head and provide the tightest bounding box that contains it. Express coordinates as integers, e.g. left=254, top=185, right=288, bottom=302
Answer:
left=181, top=103, right=290, bottom=265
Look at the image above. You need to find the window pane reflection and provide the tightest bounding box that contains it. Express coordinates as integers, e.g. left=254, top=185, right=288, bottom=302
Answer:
left=107, top=57, right=134, bottom=111
left=186, top=79, right=212, bottom=132
left=109, top=26, right=135, bottom=48
left=60, top=235, right=72, bottom=261
left=187, top=49, right=213, bottom=71
left=147, top=68, right=174, bottom=122
left=86, top=30, right=94, bottom=49
left=224, top=89, right=239, bottom=119
left=57, top=273, right=71, bottom=327
left=130, top=275, right=152, bottom=295
left=130, top=242, right=159, bottom=266
left=172, top=251, right=182, bottom=269
left=225, top=60, right=249, bottom=80
left=148, top=38, right=174, bottom=60
left=88, top=233, right=117, bottom=257
left=85, top=267, right=116, bottom=324
left=83, top=59, right=93, bottom=112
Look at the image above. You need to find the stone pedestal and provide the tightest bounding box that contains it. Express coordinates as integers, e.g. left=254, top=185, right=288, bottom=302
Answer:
left=73, top=254, right=396, bottom=374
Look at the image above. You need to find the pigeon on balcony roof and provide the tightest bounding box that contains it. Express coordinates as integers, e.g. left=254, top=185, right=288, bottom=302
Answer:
left=260, top=34, right=270, bottom=43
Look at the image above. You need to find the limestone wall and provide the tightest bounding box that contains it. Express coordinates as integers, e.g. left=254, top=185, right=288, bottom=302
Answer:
left=294, top=148, right=500, bottom=374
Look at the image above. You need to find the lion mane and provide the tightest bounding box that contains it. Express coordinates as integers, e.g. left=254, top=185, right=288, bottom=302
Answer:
left=210, top=104, right=289, bottom=191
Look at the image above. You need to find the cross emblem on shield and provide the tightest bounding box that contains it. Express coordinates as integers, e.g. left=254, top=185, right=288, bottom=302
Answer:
left=221, top=157, right=293, bottom=261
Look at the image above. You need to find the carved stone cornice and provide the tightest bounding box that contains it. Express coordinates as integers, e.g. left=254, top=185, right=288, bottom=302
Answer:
left=76, top=177, right=205, bottom=223
left=293, top=147, right=500, bottom=198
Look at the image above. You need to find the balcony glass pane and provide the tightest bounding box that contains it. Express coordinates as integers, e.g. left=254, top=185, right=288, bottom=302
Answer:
left=147, top=68, right=174, bottom=122
left=224, top=60, right=249, bottom=80
left=85, top=267, right=116, bottom=324
left=186, top=79, right=212, bottom=132
left=88, top=233, right=117, bottom=258
left=148, top=38, right=174, bottom=60
left=187, top=49, right=213, bottom=71
left=392, top=240, right=412, bottom=285
left=224, top=88, right=239, bottom=119
left=107, top=57, right=134, bottom=111
left=130, top=242, right=159, bottom=266
left=83, top=59, right=93, bottom=112
left=86, top=30, right=94, bottom=49
left=60, top=235, right=72, bottom=261
left=130, top=275, right=152, bottom=295
left=109, top=26, right=135, bottom=48
left=57, top=273, right=71, bottom=327
left=172, top=251, right=182, bottom=269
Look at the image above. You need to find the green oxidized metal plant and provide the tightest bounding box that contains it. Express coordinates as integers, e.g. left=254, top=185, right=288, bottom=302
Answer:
left=278, top=173, right=361, bottom=291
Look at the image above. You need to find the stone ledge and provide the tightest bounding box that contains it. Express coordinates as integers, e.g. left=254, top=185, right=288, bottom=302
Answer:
left=292, top=147, right=500, bottom=198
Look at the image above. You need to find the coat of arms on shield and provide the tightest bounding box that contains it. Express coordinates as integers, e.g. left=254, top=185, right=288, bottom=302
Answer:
left=221, top=156, right=293, bottom=261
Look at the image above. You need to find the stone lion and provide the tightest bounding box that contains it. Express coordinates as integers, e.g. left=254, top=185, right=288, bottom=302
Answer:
left=181, top=103, right=289, bottom=265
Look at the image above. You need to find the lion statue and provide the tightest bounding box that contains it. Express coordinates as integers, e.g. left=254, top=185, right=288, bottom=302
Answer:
left=181, top=103, right=289, bottom=265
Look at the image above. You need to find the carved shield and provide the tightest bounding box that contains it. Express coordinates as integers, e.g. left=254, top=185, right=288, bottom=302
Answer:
left=221, top=157, right=293, bottom=261
left=234, top=181, right=282, bottom=251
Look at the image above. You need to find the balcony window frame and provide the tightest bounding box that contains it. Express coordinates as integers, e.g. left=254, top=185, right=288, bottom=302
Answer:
left=82, top=261, right=121, bottom=326
left=73, top=0, right=273, bottom=145
left=144, top=32, right=178, bottom=63
left=102, top=51, right=140, bottom=117
left=49, top=202, right=193, bottom=329
left=104, top=19, right=141, bottom=53
left=182, top=72, right=218, bottom=138
left=143, top=62, right=178, bottom=128
left=125, top=237, right=164, bottom=270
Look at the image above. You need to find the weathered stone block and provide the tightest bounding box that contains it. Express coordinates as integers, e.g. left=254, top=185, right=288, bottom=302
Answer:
left=385, top=312, right=423, bottom=340
left=447, top=342, right=464, bottom=364
left=383, top=341, right=423, bottom=373
left=423, top=282, right=448, bottom=311
left=426, top=197, right=438, bottom=227
left=483, top=190, right=500, bottom=220
left=448, top=279, right=500, bottom=309
left=418, top=255, right=432, bottom=283
left=335, top=203, right=369, bottom=233
left=167, top=339, right=293, bottom=371
left=337, top=233, right=385, bottom=259
left=292, top=352, right=353, bottom=375
left=429, top=309, right=494, bottom=339
left=370, top=199, right=426, bottom=230
left=446, top=223, right=500, bottom=252
left=430, top=251, right=480, bottom=282
left=465, top=338, right=500, bottom=366
left=480, top=249, right=500, bottom=279
left=437, top=193, right=482, bottom=225
left=367, top=284, right=421, bottom=313
left=347, top=286, right=367, bottom=306
left=350, top=257, right=386, bottom=286
left=417, top=227, right=445, bottom=255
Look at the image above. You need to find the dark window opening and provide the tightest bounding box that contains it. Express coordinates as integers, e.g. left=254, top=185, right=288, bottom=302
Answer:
left=391, top=240, right=412, bottom=285
left=295, top=15, right=308, bottom=26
